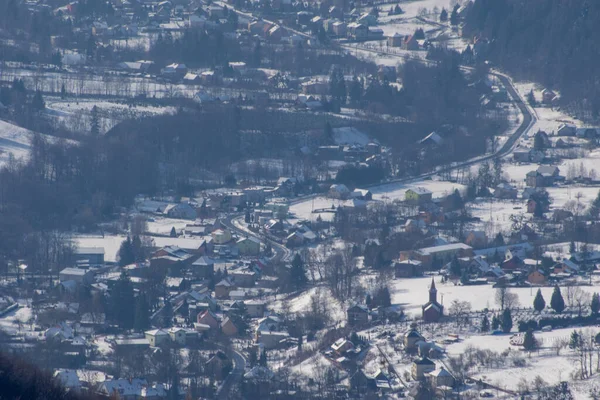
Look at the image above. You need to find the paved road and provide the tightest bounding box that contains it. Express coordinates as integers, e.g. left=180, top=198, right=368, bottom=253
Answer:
left=221, top=214, right=292, bottom=264
left=217, top=347, right=247, bottom=400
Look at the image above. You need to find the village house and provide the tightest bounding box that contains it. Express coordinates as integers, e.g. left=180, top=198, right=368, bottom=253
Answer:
left=59, top=268, right=94, bottom=285
left=220, top=316, right=239, bottom=336
left=191, top=256, right=215, bottom=278
left=347, top=304, right=369, bottom=326
left=402, top=34, right=419, bottom=50
left=329, top=183, right=351, bottom=199
left=494, top=183, right=518, bottom=199
left=350, top=189, right=373, bottom=200
left=553, top=259, right=580, bottom=275
left=541, top=88, right=556, bottom=104
left=244, top=300, right=266, bottom=318
left=168, top=327, right=186, bottom=345
left=428, top=367, right=455, bottom=388
left=215, top=278, right=236, bottom=299
left=161, top=63, right=188, bottom=78
left=403, top=243, right=474, bottom=269
left=411, top=357, right=436, bottom=380
left=527, top=166, right=561, bottom=187
left=237, top=236, right=261, bottom=256
left=513, top=148, right=544, bottom=163
left=394, top=259, right=424, bottom=278
left=347, top=22, right=368, bottom=40
left=387, top=32, right=403, bottom=47
left=464, top=231, right=487, bottom=248
left=197, top=309, right=219, bottom=330
left=211, top=229, right=232, bottom=245
left=557, top=123, right=577, bottom=136
left=256, top=330, right=290, bottom=349
left=404, top=323, right=424, bottom=353
left=405, top=187, right=433, bottom=204
left=163, top=203, right=197, bottom=219
left=145, top=329, right=169, bottom=347
left=230, top=268, right=257, bottom=287
left=75, top=247, right=105, bottom=266
left=527, top=270, right=547, bottom=285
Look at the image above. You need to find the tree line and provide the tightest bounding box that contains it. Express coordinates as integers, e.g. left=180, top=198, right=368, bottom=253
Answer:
left=463, top=0, right=600, bottom=120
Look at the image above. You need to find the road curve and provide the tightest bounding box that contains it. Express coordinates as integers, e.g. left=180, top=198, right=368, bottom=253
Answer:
left=216, top=347, right=247, bottom=400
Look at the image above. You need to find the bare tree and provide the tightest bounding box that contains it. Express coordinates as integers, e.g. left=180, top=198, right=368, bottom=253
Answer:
left=449, top=300, right=472, bottom=328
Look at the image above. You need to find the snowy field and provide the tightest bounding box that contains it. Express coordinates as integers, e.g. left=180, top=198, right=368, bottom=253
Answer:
left=445, top=327, right=600, bottom=398
left=73, top=232, right=208, bottom=263
left=332, top=127, right=370, bottom=145
left=0, top=119, right=77, bottom=166
left=370, top=179, right=465, bottom=202
left=388, top=276, right=600, bottom=316
left=289, top=196, right=355, bottom=222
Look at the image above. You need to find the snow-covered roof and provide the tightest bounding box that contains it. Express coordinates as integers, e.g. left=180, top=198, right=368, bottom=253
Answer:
left=416, top=243, right=472, bottom=256
left=407, top=187, right=432, bottom=195
left=54, top=369, right=81, bottom=389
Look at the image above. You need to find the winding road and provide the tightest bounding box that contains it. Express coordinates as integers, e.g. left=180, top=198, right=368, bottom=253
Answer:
left=216, top=347, right=247, bottom=400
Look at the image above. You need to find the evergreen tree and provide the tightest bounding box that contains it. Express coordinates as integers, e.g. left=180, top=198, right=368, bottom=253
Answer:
left=111, top=272, right=135, bottom=329
left=394, top=4, right=402, bottom=14
left=523, top=329, right=537, bottom=351
left=90, top=105, right=100, bottom=136
left=132, top=235, right=145, bottom=262
left=533, top=131, right=546, bottom=150
left=569, top=330, right=581, bottom=349
left=118, top=236, right=135, bottom=267
left=290, top=254, right=307, bottom=289
left=493, top=232, right=505, bottom=246
left=589, top=190, right=600, bottom=219
left=569, top=240, right=576, bottom=254
left=440, top=7, right=448, bottom=21
left=591, top=293, right=600, bottom=315
left=460, top=269, right=469, bottom=285
left=259, top=350, right=267, bottom=366
left=349, top=76, right=362, bottom=106
left=491, top=314, right=500, bottom=330
left=550, top=285, right=565, bottom=313
left=244, top=209, right=251, bottom=223
left=480, top=315, right=489, bottom=332
left=501, top=308, right=512, bottom=333
left=329, top=67, right=346, bottom=105
left=161, top=301, right=173, bottom=328
left=134, top=295, right=150, bottom=332
left=533, top=289, right=546, bottom=312
left=170, top=227, right=177, bottom=237
left=31, top=90, right=45, bottom=111
left=414, top=28, right=425, bottom=40
left=450, top=4, right=459, bottom=25
left=527, top=89, right=537, bottom=106
left=60, top=83, right=67, bottom=99
left=450, top=255, right=461, bottom=277
left=324, top=121, right=333, bottom=143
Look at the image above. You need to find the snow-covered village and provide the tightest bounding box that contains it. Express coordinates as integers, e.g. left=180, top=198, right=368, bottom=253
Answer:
left=1, top=0, right=600, bottom=399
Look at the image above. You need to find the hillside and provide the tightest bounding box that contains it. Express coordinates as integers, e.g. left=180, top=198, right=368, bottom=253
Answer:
left=0, top=351, right=100, bottom=400
left=463, top=0, right=600, bottom=119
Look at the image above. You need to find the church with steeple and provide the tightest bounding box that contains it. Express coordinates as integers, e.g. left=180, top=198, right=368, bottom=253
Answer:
left=422, top=277, right=443, bottom=322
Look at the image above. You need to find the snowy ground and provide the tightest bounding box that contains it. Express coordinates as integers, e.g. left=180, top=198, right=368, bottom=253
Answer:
left=0, top=119, right=77, bottom=166
left=370, top=179, right=465, bottom=202
left=445, top=327, right=600, bottom=398
left=73, top=232, right=210, bottom=263
left=387, top=275, right=600, bottom=317
left=0, top=304, right=35, bottom=337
